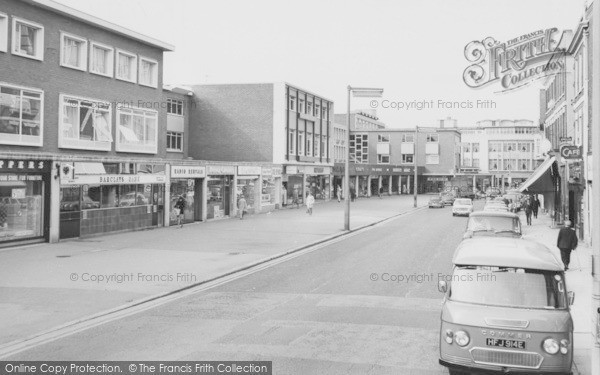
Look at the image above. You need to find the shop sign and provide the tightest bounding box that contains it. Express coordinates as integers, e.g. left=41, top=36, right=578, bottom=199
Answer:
left=262, top=167, right=272, bottom=177
left=207, top=165, right=235, bottom=175
left=286, top=166, right=298, bottom=175
left=61, top=174, right=166, bottom=185
left=272, top=167, right=283, bottom=176
left=308, top=166, right=331, bottom=175
left=463, top=28, right=563, bottom=92
left=0, top=159, right=49, bottom=173
left=11, top=188, right=26, bottom=199
left=238, top=166, right=262, bottom=176
left=0, top=174, right=42, bottom=181
left=427, top=177, right=448, bottom=181
left=171, top=165, right=206, bottom=178
left=560, top=145, right=583, bottom=160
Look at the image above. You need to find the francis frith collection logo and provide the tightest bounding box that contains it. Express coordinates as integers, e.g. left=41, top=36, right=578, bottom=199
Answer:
left=463, top=28, right=564, bottom=91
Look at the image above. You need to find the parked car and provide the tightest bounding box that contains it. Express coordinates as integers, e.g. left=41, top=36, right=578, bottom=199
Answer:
left=428, top=197, right=444, bottom=208
left=439, top=237, right=574, bottom=375
left=483, top=203, right=509, bottom=212
left=440, top=194, right=455, bottom=206
left=463, top=211, right=522, bottom=239
left=452, top=198, right=473, bottom=216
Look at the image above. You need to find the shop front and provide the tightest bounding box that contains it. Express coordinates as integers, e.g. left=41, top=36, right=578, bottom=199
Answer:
left=206, top=165, right=234, bottom=220
left=284, top=166, right=304, bottom=205
left=170, top=165, right=205, bottom=226
left=424, top=176, right=450, bottom=193
left=305, top=166, right=331, bottom=200
left=237, top=166, right=261, bottom=215
left=59, top=163, right=166, bottom=239
left=0, top=158, right=50, bottom=246
left=261, top=166, right=282, bottom=211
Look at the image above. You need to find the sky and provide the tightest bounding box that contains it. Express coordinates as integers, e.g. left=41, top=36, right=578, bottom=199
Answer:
left=56, top=0, right=587, bottom=128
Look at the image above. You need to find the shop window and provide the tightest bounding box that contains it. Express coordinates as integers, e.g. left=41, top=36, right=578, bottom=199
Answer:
left=0, top=179, right=44, bottom=242
left=0, top=83, right=43, bottom=146
left=81, top=185, right=101, bottom=209
left=101, top=185, right=118, bottom=208
left=60, top=186, right=80, bottom=212
left=139, top=57, right=158, bottom=88
left=12, top=17, right=44, bottom=61
left=116, top=49, right=137, bottom=83
left=119, top=185, right=149, bottom=206
left=117, top=107, right=158, bottom=154
left=60, top=32, right=87, bottom=71
left=262, top=177, right=276, bottom=205
left=59, top=94, right=112, bottom=150
left=90, top=41, right=114, bottom=77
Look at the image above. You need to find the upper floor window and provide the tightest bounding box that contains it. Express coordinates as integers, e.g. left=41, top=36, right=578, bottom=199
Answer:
left=315, top=104, right=320, bottom=118
left=60, top=32, right=87, bottom=71
left=378, top=154, right=390, bottom=164
left=298, top=131, right=305, bottom=156
left=139, top=57, right=158, bottom=88
left=12, top=18, right=44, bottom=61
left=378, top=134, right=390, bottom=143
left=402, top=134, right=414, bottom=142
left=90, top=41, right=114, bottom=77
left=0, top=13, right=7, bottom=53
left=298, top=99, right=305, bottom=114
left=306, top=101, right=313, bottom=116
left=59, top=94, right=112, bottom=151
left=321, top=135, right=327, bottom=157
left=167, top=98, right=183, bottom=115
left=116, top=107, right=158, bottom=154
left=166, top=131, right=182, bottom=151
left=0, top=83, right=43, bottom=146
left=401, top=154, right=413, bottom=164
left=321, top=105, right=327, bottom=120
left=472, top=143, right=480, bottom=152
left=426, top=133, right=438, bottom=142
left=288, top=129, right=296, bottom=155
left=116, top=49, right=137, bottom=83
left=288, top=95, right=296, bottom=111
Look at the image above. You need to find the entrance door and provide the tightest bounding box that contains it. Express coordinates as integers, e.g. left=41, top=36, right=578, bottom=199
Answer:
left=223, top=176, right=231, bottom=216
left=59, top=187, right=81, bottom=239
left=152, top=185, right=164, bottom=226
left=194, top=179, right=203, bottom=221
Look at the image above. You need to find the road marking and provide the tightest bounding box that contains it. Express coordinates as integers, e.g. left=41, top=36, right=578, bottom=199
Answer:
left=0, top=206, right=427, bottom=358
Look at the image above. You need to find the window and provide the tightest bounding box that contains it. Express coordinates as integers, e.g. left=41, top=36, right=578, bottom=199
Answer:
left=472, top=159, right=480, bottom=168
left=0, top=13, right=7, bottom=53
left=426, top=154, right=439, bottom=164
left=298, top=131, right=305, bottom=156
left=12, top=18, right=44, bottom=60
left=90, top=41, right=114, bottom=77
left=401, top=154, right=413, bottom=164
left=59, top=94, right=112, bottom=150
left=307, top=101, right=313, bottom=116
left=298, top=99, right=305, bottom=114
left=288, top=95, right=296, bottom=111
left=116, top=49, right=137, bottom=83
left=139, top=57, right=158, bottom=88
left=378, top=134, right=390, bottom=142
left=402, top=134, right=414, bottom=143
left=60, top=32, right=87, bottom=71
left=0, top=83, right=43, bottom=146
left=315, top=103, right=320, bottom=118
left=462, top=143, right=471, bottom=153
left=473, top=143, right=479, bottom=152
left=166, top=131, right=183, bottom=151
left=463, top=157, right=471, bottom=167
left=116, top=107, right=158, bottom=153
left=349, top=133, right=368, bottom=163
left=489, top=159, right=499, bottom=171
left=321, top=135, right=327, bottom=157
left=378, top=154, right=390, bottom=164
left=306, top=132, right=312, bottom=156
left=167, top=98, right=183, bottom=115
left=426, top=134, right=438, bottom=142
left=288, top=129, right=296, bottom=154
left=321, top=105, right=327, bottom=120
left=314, top=137, right=320, bottom=157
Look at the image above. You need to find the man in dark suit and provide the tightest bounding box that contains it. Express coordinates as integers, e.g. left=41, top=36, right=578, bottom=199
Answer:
left=557, top=220, right=578, bottom=271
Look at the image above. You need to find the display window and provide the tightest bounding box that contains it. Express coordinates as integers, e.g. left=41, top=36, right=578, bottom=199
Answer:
left=286, top=175, right=303, bottom=204
left=207, top=176, right=231, bottom=219
left=262, top=177, right=276, bottom=205
left=0, top=179, right=44, bottom=242
left=60, top=184, right=153, bottom=211
left=170, top=179, right=194, bottom=225
left=236, top=178, right=257, bottom=212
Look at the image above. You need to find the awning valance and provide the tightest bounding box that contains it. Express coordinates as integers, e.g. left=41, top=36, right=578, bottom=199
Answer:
left=74, top=162, right=106, bottom=175
left=518, top=156, right=557, bottom=193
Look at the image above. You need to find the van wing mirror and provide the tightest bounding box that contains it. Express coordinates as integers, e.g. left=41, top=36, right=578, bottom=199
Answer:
left=438, top=280, right=447, bottom=293
left=568, top=291, right=575, bottom=306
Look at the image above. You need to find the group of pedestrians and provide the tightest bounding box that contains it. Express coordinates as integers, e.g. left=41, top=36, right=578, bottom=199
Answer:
left=523, top=194, right=540, bottom=226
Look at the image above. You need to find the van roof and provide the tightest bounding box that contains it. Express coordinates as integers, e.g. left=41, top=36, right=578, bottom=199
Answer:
left=453, top=237, right=563, bottom=271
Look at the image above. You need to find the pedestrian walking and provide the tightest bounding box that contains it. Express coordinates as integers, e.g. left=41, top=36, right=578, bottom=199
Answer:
left=378, top=186, right=383, bottom=199
left=350, top=186, right=356, bottom=202
left=292, top=188, right=300, bottom=208
left=305, top=192, right=315, bottom=215
left=174, top=194, right=186, bottom=228
left=336, top=185, right=342, bottom=203
left=237, top=195, right=247, bottom=219
left=524, top=199, right=533, bottom=226
left=557, top=220, right=578, bottom=270
left=281, top=184, right=287, bottom=207
left=532, top=195, right=540, bottom=218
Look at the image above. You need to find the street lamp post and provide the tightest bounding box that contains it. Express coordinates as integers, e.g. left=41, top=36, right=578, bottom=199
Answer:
left=413, top=126, right=418, bottom=207
left=345, top=86, right=384, bottom=231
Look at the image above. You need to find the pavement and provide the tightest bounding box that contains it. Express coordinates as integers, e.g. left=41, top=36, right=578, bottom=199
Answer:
left=519, top=209, right=593, bottom=375
left=0, top=194, right=429, bottom=351
left=0, top=195, right=594, bottom=374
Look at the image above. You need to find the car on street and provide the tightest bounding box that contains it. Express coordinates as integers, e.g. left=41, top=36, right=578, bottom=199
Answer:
left=483, top=202, right=509, bottom=212
left=463, top=211, right=522, bottom=239
left=452, top=198, right=473, bottom=216
left=439, top=237, right=574, bottom=375
left=440, top=194, right=455, bottom=206
left=428, top=197, right=444, bottom=208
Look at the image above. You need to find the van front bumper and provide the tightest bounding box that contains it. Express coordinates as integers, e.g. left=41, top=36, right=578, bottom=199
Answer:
left=439, top=359, right=572, bottom=375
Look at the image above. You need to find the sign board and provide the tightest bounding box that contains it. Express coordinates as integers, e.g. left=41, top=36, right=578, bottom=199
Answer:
left=560, top=145, right=583, bottom=160
left=237, top=166, right=261, bottom=176
left=61, top=174, right=166, bottom=186
left=559, top=136, right=573, bottom=143
left=0, top=159, right=49, bottom=173
left=207, top=165, right=235, bottom=175
left=171, top=165, right=206, bottom=179
left=11, top=188, right=26, bottom=199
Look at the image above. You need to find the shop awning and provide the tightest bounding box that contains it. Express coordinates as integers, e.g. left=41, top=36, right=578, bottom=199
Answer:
left=74, top=162, right=106, bottom=175
left=518, top=156, right=557, bottom=193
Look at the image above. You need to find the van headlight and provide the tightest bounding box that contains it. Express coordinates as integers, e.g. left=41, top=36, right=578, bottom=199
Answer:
left=543, top=338, right=560, bottom=354
left=455, top=330, right=470, bottom=347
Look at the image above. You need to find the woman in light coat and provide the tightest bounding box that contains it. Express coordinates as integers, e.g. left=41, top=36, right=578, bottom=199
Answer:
left=305, top=192, right=315, bottom=215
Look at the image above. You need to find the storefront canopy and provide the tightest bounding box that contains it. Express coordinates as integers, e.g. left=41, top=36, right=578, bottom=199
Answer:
left=518, top=156, right=557, bottom=193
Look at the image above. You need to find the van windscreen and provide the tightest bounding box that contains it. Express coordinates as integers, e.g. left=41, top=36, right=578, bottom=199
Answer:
left=448, top=266, right=567, bottom=309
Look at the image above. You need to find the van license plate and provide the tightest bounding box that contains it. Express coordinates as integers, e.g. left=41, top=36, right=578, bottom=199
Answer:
left=486, top=338, right=526, bottom=349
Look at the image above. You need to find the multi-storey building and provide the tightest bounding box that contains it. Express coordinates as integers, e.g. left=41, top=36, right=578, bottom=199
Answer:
left=0, top=0, right=176, bottom=246
left=187, top=83, right=333, bottom=208
left=458, top=119, right=544, bottom=193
